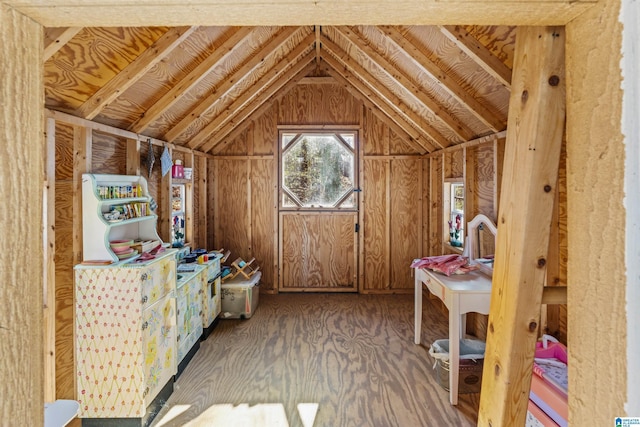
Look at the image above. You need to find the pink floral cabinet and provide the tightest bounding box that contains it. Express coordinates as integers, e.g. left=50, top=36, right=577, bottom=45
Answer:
left=74, top=252, right=177, bottom=420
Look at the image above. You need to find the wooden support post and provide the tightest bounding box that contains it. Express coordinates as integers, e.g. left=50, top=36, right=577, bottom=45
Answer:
left=477, top=26, right=565, bottom=426
left=1, top=9, right=44, bottom=425
left=43, top=118, right=56, bottom=403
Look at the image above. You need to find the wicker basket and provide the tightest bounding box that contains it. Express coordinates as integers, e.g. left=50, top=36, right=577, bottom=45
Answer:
left=435, top=357, right=483, bottom=394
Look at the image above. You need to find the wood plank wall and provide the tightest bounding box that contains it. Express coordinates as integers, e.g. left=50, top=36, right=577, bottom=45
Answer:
left=214, top=83, right=424, bottom=293
left=47, top=72, right=568, bottom=404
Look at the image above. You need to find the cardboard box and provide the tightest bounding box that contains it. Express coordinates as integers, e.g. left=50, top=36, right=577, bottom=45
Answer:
left=221, top=271, right=261, bottom=319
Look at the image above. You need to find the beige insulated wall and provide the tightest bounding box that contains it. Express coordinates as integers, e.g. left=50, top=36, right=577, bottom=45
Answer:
left=0, top=4, right=44, bottom=426
left=566, top=0, right=627, bottom=424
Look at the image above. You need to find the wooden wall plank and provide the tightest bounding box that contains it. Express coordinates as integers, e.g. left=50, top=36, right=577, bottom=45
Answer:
left=193, top=154, right=207, bottom=249
left=428, top=156, right=443, bottom=255
left=474, top=144, right=496, bottom=218
left=444, top=149, right=464, bottom=179
left=278, top=83, right=362, bottom=125
left=126, top=138, right=141, bottom=175
left=389, top=159, right=421, bottom=290
left=215, top=160, right=250, bottom=260
left=363, top=159, right=388, bottom=291
left=478, top=26, right=566, bottom=426
left=251, top=159, right=276, bottom=292
left=363, top=107, right=389, bottom=155
left=207, top=157, right=216, bottom=249
left=54, top=183, right=75, bottom=401
left=91, top=131, right=126, bottom=174
left=53, top=123, right=74, bottom=402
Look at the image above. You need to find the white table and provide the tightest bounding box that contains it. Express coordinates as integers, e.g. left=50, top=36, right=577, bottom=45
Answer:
left=414, top=267, right=492, bottom=405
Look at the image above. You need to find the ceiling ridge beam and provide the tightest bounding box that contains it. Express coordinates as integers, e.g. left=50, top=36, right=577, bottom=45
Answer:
left=321, top=54, right=434, bottom=154
left=438, top=25, right=512, bottom=89
left=75, top=26, right=197, bottom=120
left=165, top=26, right=308, bottom=142
left=321, top=34, right=449, bottom=149
left=379, top=25, right=505, bottom=131
left=211, top=60, right=317, bottom=154
left=130, top=26, right=254, bottom=133
left=335, top=25, right=475, bottom=142
left=43, top=27, right=82, bottom=61
left=188, top=36, right=315, bottom=150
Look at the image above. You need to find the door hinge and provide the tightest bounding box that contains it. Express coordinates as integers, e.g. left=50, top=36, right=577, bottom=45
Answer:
left=355, top=223, right=360, bottom=233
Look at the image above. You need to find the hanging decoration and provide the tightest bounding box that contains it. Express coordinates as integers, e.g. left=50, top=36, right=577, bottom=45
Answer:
left=146, top=138, right=155, bottom=178
left=160, top=144, right=172, bottom=177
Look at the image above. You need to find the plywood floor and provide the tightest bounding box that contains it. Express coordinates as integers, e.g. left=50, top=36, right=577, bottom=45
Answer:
left=150, top=292, right=480, bottom=427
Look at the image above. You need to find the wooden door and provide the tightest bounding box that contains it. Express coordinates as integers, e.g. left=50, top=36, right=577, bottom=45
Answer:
left=278, top=130, right=359, bottom=292
left=280, top=212, right=358, bottom=291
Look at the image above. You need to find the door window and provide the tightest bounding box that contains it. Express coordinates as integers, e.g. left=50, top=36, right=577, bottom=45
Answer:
left=280, top=131, right=357, bottom=209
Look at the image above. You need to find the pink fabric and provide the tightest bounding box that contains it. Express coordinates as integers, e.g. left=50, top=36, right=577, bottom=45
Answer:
left=411, top=255, right=477, bottom=276
left=534, top=341, right=567, bottom=364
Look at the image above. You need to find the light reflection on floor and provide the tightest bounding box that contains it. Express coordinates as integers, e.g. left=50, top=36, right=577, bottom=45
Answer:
left=154, top=402, right=319, bottom=427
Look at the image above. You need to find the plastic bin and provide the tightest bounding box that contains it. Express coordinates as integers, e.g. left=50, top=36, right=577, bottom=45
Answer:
left=221, top=271, right=261, bottom=319
left=429, top=338, right=486, bottom=394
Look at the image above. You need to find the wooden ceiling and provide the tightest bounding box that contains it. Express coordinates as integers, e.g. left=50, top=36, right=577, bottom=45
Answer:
left=44, top=25, right=515, bottom=155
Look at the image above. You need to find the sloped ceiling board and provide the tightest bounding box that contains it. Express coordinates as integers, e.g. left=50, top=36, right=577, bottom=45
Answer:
left=43, top=27, right=82, bottom=61
left=164, top=26, right=309, bottom=143
left=76, top=26, right=198, bottom=120
left=380, top=25, right=505, bottom=132
left=333, top=25, right=475, bottom=142
left=321, top=54, right=437, bottom=153
left=194, top=41, right=316, bottom=152
left=321, top=34, right=449, bottom=149
left=131, top=26, right=255, bottom=133
left=438, top=25, right=512, bottom=89
left=43, top=25, right=513, bottom=156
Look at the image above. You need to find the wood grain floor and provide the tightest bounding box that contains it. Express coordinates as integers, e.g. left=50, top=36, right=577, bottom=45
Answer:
left=150, top=292, right=480, bottom=427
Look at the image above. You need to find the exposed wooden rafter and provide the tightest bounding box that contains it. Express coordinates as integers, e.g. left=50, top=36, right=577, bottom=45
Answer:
left=380, top=25, right=505, bottom=131
left=165, top=26, right=307, bottom=142
left=43, top=27, right=82, bottom=61
left=325, top=65, right=429, bottom=155
left=75, top=26, right=197, bottom=120
left=322, top=55, right=435, bottom=153
left=189, top=36, right=316, bottom=151
left=334, top=26, right=475, bottom=142
left=211, top=60, right=318, bottom=154
left=130, top=26, right=254, bottom=133
left=321, top=35, right=449, bottom=149
left=438, top=25, right=512, bottom=88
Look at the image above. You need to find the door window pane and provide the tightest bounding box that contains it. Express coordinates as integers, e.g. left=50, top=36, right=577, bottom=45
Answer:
left=281, top=132, right=355, bottom=208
